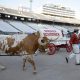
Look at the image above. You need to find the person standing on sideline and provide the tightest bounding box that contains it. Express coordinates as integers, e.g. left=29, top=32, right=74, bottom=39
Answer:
left=65, top=29, right=80, bottom=65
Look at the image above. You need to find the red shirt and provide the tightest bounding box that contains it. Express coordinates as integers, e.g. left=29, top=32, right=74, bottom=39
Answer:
left=78, top=33, right=80, bottom=43
left=70, top=33, right=79, bottom=44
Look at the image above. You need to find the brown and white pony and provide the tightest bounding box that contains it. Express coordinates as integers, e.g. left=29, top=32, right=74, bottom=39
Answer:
left=5, top=32, right=49, bottom=74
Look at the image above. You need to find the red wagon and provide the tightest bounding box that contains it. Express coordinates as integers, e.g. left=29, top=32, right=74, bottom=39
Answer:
left=39, top=28, right=72, bottom=55
left=48, top=38, right=72, bottom=55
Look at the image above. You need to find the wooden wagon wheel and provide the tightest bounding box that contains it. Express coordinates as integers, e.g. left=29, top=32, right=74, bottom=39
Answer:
left=48, top=43, right=56, bottom=55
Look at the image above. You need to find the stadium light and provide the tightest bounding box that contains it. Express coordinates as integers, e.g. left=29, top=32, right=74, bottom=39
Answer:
left=18, top=0, right=33, bottom=12
left=29, top=0, right=32, bottom=12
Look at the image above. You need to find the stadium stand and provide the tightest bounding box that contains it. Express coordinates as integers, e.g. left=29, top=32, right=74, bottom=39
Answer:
left=0, top=19, right=20, bottom=33
left=0, top=6, right=80, bottom=35
left=8, top=20, right=36, bottom=33
left=0, top=6, right=80, bottom=24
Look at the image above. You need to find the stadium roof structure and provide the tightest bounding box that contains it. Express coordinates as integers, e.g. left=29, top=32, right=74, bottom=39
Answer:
left=0, top=6, right=80, bottom=25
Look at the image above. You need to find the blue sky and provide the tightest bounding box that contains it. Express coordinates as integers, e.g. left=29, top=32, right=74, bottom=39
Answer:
left=0, top=0, right=80, bottom=19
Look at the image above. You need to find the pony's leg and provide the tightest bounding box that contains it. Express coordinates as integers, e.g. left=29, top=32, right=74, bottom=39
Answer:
left=22, top=51, right=27, bottom=70
left=22, top=58, right=27, bottom=70
left=27, top=55, right=37, bottom=74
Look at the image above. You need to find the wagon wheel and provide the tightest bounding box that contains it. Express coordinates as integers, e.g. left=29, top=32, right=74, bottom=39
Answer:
left=66, top=44, right=72, bottom=52
left=48, top=43, right=56, bottom=55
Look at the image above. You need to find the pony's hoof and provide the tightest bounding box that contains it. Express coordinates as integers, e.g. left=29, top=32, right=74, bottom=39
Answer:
left=33, top=71, right=37, bottom=74
left=0, top=65, right=6, bottom=71
left=1, top=67, right=6, bottom=71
